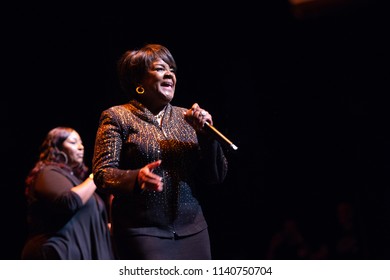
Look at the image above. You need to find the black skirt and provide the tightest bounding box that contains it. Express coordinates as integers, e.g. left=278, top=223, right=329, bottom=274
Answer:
left=113, top=228, right=211, bottom=260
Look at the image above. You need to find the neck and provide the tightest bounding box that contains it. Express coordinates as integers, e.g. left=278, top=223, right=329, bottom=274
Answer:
left=136, top=97, right=168, bottom=115
left=148, top=103, right=167, bottom=116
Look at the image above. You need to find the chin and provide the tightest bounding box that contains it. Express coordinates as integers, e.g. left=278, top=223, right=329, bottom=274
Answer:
left=164, top=94, right=174, bottom=102
left=70, top=160, right=83, bottom=168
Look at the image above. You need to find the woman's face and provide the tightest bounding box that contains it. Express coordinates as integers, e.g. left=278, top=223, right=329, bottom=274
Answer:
left=62, top=130, right=84, bottom=168
left=141, top=58, right=176, bottom=108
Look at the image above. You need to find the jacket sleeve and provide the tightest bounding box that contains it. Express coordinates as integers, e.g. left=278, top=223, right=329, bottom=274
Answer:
left=92, top=108, right=140, bottom=195
left=197, top=136, right=228, bottom=185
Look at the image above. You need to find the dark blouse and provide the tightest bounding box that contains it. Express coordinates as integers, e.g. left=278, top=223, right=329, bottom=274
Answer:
left=21, top=166, right=114, bottom=260
left=92, top=100, right=228, bottom=238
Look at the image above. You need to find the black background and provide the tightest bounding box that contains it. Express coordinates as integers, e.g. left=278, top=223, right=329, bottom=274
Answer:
left=3, top=0, right=390, bottom=259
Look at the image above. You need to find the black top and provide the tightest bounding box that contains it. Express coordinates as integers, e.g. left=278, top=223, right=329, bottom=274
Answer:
left=21, top=166, right=115, bottom=259
left=93, top=100, right=228, bottom=239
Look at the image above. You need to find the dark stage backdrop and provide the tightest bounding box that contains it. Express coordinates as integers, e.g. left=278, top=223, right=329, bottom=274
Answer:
left=3, top=0, right=390, bottom=259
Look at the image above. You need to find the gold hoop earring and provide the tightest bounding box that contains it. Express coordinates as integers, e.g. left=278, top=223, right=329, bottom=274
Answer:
left=136, top=86, right=145, bottom=95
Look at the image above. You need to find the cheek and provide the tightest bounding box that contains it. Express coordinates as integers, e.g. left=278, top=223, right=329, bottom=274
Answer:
left=69, top=153, right=83, bottom=167
left=63, top=148, right=78, bottom=161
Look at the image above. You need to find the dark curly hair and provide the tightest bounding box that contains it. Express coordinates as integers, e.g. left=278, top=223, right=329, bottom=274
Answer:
left=25, top=127, right=88, bottom=196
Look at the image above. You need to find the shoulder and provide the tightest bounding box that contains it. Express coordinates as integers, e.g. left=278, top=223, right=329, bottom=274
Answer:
left=170, top=104, right=187, bottom=111
left=34, top=165, right=75, bottom=197
left=40, top=165, right=65, bottom=177
left=38, top=165, right=75, bottom=183
left=170, top=104, right=187, bottom=116
left=102, top=104, right=131, bottom=115
left=99, top=104, right=134, bottom=124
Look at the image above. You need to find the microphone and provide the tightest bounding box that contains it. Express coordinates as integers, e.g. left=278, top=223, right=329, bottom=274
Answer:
left=204, top=122, right=238, bottom=151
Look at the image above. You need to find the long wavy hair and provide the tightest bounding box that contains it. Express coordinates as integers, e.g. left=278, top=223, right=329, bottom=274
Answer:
left=25, top=127, right=88, bottom=196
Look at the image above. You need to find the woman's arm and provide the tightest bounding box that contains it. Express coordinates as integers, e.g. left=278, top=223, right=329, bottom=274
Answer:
left=70, top=174, right=96, bottom=204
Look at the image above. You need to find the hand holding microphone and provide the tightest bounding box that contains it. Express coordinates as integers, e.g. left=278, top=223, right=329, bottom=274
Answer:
left=184, top=103, right=238, bottom=151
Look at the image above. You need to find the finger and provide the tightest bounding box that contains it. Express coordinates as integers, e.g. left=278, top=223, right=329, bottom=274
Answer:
left=191, top=103, right=200, bottom=115
left=184, top=108, right=193, bottom=118
left=145, top=177, right=163, bottom=186
left=143, top=179, right=164, bottom=192
left=199, top=110, right=207, bottom=118
left=191, top=103, right=199, bottom=110
left=146, top=160, right=162, bottom=170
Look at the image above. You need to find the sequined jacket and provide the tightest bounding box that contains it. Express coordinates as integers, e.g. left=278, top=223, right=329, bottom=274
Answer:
left=92, top=100, right=228, bottom=238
